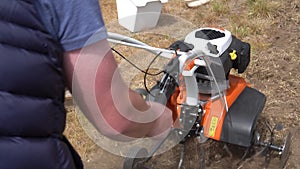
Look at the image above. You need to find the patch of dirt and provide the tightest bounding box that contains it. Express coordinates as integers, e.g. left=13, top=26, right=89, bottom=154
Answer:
left=64, top=0, right=300, bottom=168
left=81, top=126, right=300, bottom=169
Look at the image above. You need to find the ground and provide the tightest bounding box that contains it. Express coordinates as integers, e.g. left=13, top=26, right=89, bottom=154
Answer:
left=64, top=0, right=300, bottom=168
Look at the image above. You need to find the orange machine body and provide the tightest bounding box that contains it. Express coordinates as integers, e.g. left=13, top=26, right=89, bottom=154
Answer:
left=201, top=75, right=250, bottom=140
left=171, top=75, right=250, bottom=141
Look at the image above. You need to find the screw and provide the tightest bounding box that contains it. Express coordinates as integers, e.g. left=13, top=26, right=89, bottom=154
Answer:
left=198, top=108, right=202, bottom=113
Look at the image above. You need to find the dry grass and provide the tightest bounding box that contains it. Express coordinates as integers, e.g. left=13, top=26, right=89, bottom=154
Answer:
left=64, top=101, right=97, bottom=161
left=64, top=0, right=300, bottom=168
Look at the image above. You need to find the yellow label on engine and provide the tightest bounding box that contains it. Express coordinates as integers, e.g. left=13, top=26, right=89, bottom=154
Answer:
left=209, top=116, right=218, bottom=137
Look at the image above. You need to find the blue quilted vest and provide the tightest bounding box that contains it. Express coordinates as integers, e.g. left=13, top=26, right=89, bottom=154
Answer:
left=0, top=0, right=81, bottom=168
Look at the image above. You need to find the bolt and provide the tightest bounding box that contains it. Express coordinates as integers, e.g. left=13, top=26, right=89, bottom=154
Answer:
left=198, top=108, right=202, bottom=113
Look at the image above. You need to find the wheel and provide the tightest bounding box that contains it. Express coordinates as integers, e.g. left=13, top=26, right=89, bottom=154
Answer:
left=123, top=147, right=149, bottom=169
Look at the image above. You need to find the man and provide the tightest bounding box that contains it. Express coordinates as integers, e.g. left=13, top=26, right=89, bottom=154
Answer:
left=0, top=0, right=173, bottom=168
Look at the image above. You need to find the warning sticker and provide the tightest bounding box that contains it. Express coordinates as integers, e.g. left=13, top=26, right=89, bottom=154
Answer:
left=209, top=116, right=218, bottom=137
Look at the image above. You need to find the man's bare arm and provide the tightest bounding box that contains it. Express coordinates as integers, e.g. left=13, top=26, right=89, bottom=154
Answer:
left=63, top=39, right=172, bottom=140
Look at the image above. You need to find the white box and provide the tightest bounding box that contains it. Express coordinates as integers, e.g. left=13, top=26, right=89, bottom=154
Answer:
left=116, top=0, right=168, bottom=32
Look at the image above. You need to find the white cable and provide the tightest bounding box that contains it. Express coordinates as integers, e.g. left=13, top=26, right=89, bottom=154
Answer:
left=203, top=56, right=229, bottom=112
left=107, top=32, right=186, bottom=58
left=107, top=38, right=189, bottom=59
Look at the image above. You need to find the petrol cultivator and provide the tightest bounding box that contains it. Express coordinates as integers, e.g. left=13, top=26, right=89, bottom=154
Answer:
left=107, top=27, right=291, bottom=169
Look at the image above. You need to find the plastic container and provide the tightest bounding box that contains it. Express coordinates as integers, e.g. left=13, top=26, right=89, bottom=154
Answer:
left=116, top=0, right=168, bottom=32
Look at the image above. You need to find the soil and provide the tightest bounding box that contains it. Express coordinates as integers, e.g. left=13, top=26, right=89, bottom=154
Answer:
left=65, top=0, right=300, bottom=168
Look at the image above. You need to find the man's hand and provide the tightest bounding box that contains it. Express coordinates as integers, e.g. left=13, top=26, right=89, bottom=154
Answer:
left=63, top=39, right=173, bottom=141
left=145, top=102, right=173, bottom=138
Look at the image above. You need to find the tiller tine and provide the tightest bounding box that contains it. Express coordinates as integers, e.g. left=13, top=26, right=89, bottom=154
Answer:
left=254, top=123, right=292, bottom=168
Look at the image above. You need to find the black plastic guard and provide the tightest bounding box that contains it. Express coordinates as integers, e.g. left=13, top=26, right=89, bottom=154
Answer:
left=220, top=86, right=266, bottom=147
